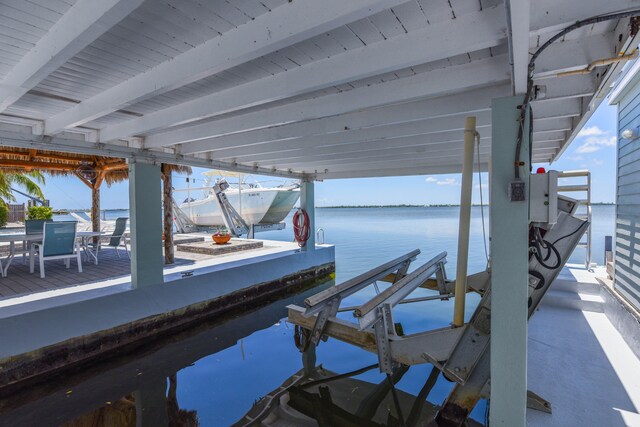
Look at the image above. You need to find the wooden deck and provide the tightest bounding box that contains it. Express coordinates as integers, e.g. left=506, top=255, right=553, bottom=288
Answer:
left=0, top=235, right=303, bottom=308
left=0, top=249, right=202, bottom=300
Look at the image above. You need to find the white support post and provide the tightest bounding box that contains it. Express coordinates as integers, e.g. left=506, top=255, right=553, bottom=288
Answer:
left=490, top=96, right=529, bottom=426
left=300, top=179, right=315, bottom=252
left=129, top=161, right=164, bottom=288
left=453, top=117, right=477, bottom=327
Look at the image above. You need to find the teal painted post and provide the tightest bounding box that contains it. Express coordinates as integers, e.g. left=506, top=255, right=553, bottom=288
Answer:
left=490, top=96, right=529, bottom=426
left=300, top=180, right=315, bottom=251
left=129, top=161, right=164, bottom=288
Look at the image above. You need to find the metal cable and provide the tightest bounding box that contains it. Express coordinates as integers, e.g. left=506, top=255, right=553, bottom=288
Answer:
left=515, top=9, right=640, bottom=178
left=299, top=363, right=379, bottom=389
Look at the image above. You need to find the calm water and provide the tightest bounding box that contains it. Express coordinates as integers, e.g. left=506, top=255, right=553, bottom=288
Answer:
left=0, top=206, right=615, bottom=426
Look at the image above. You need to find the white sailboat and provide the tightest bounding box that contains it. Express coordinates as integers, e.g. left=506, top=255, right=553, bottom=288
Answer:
left=178, top=171, right=300, bottom=226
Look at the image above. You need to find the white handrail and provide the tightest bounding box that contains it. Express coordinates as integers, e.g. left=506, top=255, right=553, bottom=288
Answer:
left=557, top=170, right=592, bottom=268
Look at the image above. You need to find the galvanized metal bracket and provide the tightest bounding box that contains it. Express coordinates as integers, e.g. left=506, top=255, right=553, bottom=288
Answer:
left=440, top=283, right=492, bottom=386
left=303, top=249, right=421, bottom=318
left=310, top=296, right=341, bottom=345
left=374, top=303, right=395, bottom=374
left=354, top=252, right=448, bottom=330
left=527, top=389, right=552, bottom=414
left=394, top=259, right=412, bottom=283
left=435, top=261, right=449, bottom=296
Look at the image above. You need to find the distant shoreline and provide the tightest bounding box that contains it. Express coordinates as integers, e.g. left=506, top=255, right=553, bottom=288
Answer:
left=318, top=203, right=615, bottom=209
left=51, top=203, right=615, bottom=212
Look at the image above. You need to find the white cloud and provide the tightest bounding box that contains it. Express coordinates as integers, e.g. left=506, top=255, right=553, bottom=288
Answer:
left=578, top=126, right=605, bottom=137
left=576, top=135, right=616, bottom=153
left=592, top=158, right=604, bottom=166
left=574, top=125, right=616, bottom=154
left=437, top=178, right=460, bottom=186
left=567, top=155, right=585, bottom=161
left=426, top=176, right=460, bottom=186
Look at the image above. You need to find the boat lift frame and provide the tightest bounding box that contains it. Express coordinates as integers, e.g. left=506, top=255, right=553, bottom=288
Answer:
left=288, top=211, right=588, bottom=426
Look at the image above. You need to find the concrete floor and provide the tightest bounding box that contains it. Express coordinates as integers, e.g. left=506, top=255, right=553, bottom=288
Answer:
left=528, top=266, right=640, bottom=427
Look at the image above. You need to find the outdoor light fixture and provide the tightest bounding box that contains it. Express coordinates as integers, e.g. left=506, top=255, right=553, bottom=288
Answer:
left=77, top=163, right=98, bottom=182
left=621, top=127, right=639, bottom=140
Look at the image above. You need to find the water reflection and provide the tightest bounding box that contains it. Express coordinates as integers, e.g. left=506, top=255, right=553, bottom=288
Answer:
left=0, top=280, right=333, bottom=427
left=0, top=275, right=490, bottom=426
left=0, top=273, right=487, bottom=426
left=56, top=375, right=198, bottom=427
left=233, top=363, right=484, bottom=427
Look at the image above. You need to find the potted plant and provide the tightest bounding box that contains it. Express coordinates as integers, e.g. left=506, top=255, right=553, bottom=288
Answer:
left=26, top=205, right=53, bottom=220
left=212, top=227, right=231, bottom=244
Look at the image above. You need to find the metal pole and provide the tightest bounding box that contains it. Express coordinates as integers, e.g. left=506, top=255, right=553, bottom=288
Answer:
left=187, top=177, right=192, bottom=220
left=238, top=173, right=243, bottom=218
left=453, top=116, right=476, bottom=327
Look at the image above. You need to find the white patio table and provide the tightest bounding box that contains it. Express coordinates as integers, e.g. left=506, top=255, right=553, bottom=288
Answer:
left=0, top=231, right=104, bottom=277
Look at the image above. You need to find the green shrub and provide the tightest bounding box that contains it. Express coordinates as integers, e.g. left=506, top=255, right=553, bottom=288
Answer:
left=0, top=204, right=7, bottom=227
left=27, top=206, right=53, bottom=220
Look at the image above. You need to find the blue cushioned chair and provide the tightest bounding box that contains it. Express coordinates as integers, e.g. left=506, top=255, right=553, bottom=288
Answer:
left=89, top=217, right=129, bottom=260
left=21, top=219, right=52, bottom=263
left=30, top=221, right=82, bottom=278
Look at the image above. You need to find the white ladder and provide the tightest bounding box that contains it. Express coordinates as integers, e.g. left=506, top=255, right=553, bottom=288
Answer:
left=557, top=170, right=592, bottom=268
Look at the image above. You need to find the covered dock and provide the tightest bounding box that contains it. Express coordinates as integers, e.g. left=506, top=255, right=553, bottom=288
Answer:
left=0, top=0, right=639, bottom=425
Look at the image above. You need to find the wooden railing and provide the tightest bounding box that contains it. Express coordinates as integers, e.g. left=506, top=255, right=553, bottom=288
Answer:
left=6, top=204, right=25, bottom=223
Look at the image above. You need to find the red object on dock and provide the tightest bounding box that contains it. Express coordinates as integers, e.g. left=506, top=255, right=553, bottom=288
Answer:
left=293, top=209, right=310, bottom=247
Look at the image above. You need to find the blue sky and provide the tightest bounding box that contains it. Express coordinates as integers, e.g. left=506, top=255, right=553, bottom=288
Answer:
left=14, top=100, right=619, bottom=209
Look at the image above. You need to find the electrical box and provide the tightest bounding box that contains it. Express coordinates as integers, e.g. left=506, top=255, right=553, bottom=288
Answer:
left=509, top=180, right=526, bottom=202
left=530, top=170, right=558, bottom=226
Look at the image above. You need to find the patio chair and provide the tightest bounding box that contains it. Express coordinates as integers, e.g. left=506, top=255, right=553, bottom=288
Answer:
left=92, top=217, right=129, bottom=259
left=25, top=219, right=52, bottom=234
left=21, top=219, right=52, bottom=263
left=29, top=221, right=82, bottom=278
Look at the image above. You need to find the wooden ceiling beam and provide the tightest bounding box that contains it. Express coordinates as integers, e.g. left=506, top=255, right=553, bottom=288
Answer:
left=73, top=171, right=93, bottom=189
left=94, top=170, right=107, bottom=189
left=101, top=163, right=128, bottom=171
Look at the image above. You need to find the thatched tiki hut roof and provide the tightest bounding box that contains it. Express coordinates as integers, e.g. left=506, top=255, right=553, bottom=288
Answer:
left=0, top=147, right=191, bottom=263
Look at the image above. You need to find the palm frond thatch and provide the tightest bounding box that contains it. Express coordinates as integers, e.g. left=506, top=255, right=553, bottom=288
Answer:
left=0, top=147, right=191, bottom=187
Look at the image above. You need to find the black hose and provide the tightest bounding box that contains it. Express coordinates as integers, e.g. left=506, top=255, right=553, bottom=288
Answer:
left=515, top=9, right=640, bottom=178
left=530, top=227, right=561, bottom=270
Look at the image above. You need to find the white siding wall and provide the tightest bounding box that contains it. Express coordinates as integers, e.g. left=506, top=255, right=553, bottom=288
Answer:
left=616, top=83, right=640, bottom=310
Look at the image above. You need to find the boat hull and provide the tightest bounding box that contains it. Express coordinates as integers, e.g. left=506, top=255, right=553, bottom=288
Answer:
left=179, top=187, right=299, bottom=226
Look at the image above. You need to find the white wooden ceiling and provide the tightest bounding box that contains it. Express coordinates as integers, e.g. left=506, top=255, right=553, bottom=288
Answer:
left=0, top=0, right=638, bottom=179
